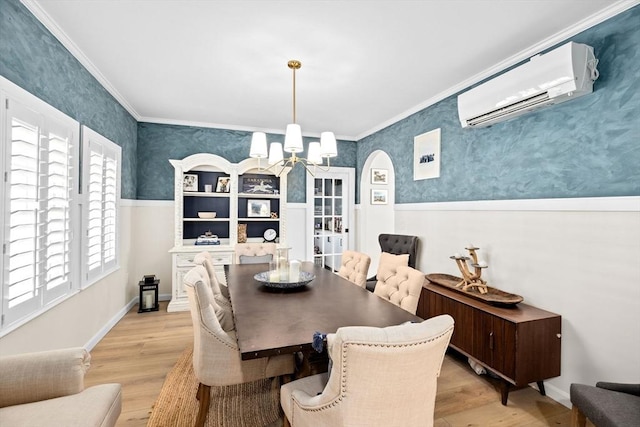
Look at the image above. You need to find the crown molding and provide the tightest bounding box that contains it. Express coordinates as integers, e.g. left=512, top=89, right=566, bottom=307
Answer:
left=21, top=0, right=141, bottom=120
left=355, top=0, right=640, bottom=141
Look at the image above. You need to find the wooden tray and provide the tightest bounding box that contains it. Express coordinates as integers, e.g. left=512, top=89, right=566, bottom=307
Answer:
left=425, top=273, right=523, bottom=307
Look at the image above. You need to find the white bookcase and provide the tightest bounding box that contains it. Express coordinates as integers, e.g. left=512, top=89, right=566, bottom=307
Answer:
left=168, top=153, right=289, bottom=311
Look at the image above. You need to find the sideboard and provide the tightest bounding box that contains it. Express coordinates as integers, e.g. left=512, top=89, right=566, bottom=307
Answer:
left=417, top=283, right=561, bottom=404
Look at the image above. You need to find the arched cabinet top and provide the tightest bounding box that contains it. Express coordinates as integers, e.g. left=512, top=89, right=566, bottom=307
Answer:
left=169, top=153, right=233, bottom=173
left=237, top=157, right=291, bottom=177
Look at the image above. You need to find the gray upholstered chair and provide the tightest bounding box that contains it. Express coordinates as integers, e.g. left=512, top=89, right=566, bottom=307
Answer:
left=570, top=382, right=640, bottom=427
left=373, top=252, right=425, bottom=315
left=193, top=251, right=231, bottom=304
left=337, top=250, right=371, bottom=288
left=281, top=315, right=454, bottom=427
left=366, top=233, right=420, bottom=292
left=184, top=266, right=295, bottom=427
left=0, top=347, right=122, bottom=427
left=235, top=242, right=277, bottom=264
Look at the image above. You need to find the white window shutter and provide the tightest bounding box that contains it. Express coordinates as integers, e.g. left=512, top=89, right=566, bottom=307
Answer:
left=2, top=91, right=78, bottom=327
left=82, top=126, right=121, bottom=286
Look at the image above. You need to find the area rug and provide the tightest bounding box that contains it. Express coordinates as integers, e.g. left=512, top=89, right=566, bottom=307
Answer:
left=147, top=347, right=283, bottom=427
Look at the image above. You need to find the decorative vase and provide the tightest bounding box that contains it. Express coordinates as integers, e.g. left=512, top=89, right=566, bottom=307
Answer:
left=238, top=224, right=247, bottom=243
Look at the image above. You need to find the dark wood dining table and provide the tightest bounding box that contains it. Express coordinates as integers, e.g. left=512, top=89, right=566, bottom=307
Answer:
left=225, top=262, right=422, bottom=363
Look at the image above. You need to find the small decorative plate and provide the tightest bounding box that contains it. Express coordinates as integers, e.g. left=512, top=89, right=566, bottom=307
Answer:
left=254, top=271, right=315, bottom=289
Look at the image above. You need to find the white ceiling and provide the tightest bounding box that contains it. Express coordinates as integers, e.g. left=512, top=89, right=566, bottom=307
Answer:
left=25, top=0, right=632, bottom=141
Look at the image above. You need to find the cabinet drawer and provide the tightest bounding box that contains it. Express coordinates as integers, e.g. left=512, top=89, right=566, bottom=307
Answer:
left=210, top=253, right=233, bottom=265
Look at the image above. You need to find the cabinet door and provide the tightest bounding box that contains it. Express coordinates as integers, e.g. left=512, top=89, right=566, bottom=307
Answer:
left=175, top=267, right=190, bottom=300
left=426, top=291, right=473, bottom=354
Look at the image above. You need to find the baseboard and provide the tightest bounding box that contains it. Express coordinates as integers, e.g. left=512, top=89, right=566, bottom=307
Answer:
left=83, top=293, right=173, bottom=351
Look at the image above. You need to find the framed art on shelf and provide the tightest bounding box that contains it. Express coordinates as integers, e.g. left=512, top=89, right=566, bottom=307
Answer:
left=216, top=176, right=231, bottom=193
left=183, top=174, right=198, bottom=192
left=371, top=168, right=388, bottom=184
left=247, top=199, right=271, bottom=217
left=371, top=189, right=388, bottom=205
left=241, top=176, right=279, bottom=194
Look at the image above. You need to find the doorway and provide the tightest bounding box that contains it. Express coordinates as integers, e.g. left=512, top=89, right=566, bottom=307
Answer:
left=306, top=167, right=355, bottom=271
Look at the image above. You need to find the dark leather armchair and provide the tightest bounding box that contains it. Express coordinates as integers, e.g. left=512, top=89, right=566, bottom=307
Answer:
left=365, top=234, right=420, bottom=292
left=570, top=382, right=640, bottom=427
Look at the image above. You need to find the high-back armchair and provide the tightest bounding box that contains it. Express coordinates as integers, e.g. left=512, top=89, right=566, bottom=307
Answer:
left=280, top=315, right=454, bottom=427
left=234, top=242, right=277, bottom=264
left=366, top=233, right=420, bottom=292
left=337, top=250, right=371, bottom=288
left=184, top=265, right=295, bottom=427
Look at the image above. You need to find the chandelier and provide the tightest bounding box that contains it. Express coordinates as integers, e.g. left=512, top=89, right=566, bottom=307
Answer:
left=249, top=60, right=337, bottom=176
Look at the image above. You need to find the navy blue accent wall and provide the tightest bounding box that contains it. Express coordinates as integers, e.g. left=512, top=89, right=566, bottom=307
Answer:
left=137, top=122, right=357, bottom=202
left=0, top=0, right=138, bottom=199
left=357, top=5, right=640, bottom=204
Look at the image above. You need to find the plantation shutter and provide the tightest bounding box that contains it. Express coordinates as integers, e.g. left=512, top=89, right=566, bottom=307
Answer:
left=3, top=97, right=76, bottom=325
left=82, top=126, right=120, bottom=284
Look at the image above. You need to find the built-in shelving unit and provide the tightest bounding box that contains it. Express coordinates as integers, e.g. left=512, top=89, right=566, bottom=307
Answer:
left=167, top=154, right=289, bottom=311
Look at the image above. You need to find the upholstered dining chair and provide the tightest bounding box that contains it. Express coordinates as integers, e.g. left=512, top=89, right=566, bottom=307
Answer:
left=184, top=266, right=295, bottom=427
left=193, top=251, right=231, bottom=304
left=372, top=252, right=425, bottom=315
left=337, top=250, right=371, bottom=288
left=570, top=381, right=640, bottom=427
left=366, top=233, right=420, bottom=292
left=235, top=242, right=277, bottom=264
left=280, top=314, right=454, bottom=427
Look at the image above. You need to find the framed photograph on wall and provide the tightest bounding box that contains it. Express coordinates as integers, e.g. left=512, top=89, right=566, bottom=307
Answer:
left=183, top=174, right=198, bottom=192
left=371, top=189, right=388, bottom=205
left=216, top=176, right=231, bottom=193
left=414, top=128, right=441, bottom=180
left=247, top=199, right=271, bottom=217
left=371, top=168, right=388, bottom=184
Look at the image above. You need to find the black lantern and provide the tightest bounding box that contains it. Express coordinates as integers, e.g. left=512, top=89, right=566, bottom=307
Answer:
left=138, top=275, right=159, bottom=313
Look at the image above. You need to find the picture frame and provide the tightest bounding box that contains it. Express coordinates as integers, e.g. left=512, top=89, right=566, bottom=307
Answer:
left=371, top=168, right=388, bottom=184
left=183, top=174, right=198, bottom=192
left=247, top=199, right=271, bottom=217
left=371, top=189, right=388, bottom=205
left=241, top=175, right=279, bottom=194
left=216, top=176, right=231, bottom=193
left=414, top=128, right=441, bottom=181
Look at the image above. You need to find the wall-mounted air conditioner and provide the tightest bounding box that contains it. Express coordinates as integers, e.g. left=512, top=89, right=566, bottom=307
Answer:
left=457, top=42, right=599, bottom=128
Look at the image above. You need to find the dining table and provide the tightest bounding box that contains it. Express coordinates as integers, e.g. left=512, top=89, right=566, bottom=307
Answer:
left=225, top=261, right=422, bottom=371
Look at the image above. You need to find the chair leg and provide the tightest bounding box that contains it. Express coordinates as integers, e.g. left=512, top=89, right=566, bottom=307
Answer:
left=195, top=383, right=211, bottom=427
left=570, top=405, right=586, bottom=427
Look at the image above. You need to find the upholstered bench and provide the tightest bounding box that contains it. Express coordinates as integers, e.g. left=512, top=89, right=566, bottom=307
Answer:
left=570, top=382, right=640, bottom=427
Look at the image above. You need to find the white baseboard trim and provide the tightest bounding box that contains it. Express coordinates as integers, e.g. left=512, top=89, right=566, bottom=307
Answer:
left=541, top=382, right=571, bottom=409
left=83, top=293, right=174, bottom=351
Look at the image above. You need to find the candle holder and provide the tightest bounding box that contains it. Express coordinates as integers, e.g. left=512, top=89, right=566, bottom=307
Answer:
left=450, top=245, right=489, bottom=294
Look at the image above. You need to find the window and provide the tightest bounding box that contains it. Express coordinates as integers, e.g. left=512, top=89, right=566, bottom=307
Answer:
left=81, top=126, right=121, bottom=286
left=1, top=78, right=80, bottom=329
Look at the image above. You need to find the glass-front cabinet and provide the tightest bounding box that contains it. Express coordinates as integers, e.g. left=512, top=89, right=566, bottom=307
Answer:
left=168, top=154, right=288, bottom=311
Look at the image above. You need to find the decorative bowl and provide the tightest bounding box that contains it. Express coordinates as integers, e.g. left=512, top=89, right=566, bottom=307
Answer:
left=198, top=212, right=217, bottom=219
left=254, top=271, right=315, bottom=289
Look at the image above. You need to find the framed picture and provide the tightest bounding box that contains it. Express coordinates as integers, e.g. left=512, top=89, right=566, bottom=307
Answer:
left=414, top=128, right=441, bottom=180
left=183, top=174, right=198, bottom=192
left=241, top=175, right=279, bottom=194
left=247, top=199, right=271, bottom=217
left=216, top=176, right=231, bottom=193
left=371, top=168, right=388, bottom=184
left=371, top=189, right=388, bottom=205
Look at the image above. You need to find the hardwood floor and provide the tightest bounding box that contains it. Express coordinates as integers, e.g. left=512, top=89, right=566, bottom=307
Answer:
left=85, top=301, right=575, bottom=427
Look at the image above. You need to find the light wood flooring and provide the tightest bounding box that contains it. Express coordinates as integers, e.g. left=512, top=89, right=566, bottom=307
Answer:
left=85, top=301, right=576, bottom=427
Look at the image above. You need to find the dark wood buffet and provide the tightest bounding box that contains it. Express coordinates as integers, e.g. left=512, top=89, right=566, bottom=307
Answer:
left=417, top=283, right=562, bottom=405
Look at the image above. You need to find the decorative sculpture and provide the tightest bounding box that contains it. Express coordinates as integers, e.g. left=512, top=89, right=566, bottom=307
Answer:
left=450, top=245, right=489, bottom=294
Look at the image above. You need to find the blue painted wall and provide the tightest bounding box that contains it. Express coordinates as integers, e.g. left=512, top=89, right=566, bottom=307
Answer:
left=137, top=122, right=356, bottom=202
left=0, top=0, right=138, bottom=199
left=357, top=5, right=640, bottom=204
